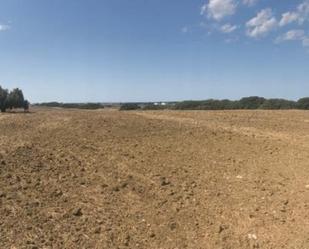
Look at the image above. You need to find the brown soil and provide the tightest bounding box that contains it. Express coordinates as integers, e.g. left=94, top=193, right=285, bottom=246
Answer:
left=0, top=108, right=308, bottom=249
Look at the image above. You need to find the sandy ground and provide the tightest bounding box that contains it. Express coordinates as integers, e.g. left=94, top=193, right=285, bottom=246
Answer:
left=0, top=108, right=308, bottom=249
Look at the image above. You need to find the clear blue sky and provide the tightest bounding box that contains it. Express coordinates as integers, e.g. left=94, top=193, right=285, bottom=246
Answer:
left=0, top=0, right=308, bottom=102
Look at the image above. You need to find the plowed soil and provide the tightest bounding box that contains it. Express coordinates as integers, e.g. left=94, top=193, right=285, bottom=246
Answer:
left=0, top=108, right=309, bottom=249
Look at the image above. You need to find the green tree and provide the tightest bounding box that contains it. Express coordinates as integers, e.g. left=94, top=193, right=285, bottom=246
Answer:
left=0, top=86, right=8, bottom=112
left=6, top=88, right=25, bottom=109
left=297, top=98, right=309, bottom=109
left=260, top=99, right=296, bottom=109
left=238, top=96, right=266, bottom=109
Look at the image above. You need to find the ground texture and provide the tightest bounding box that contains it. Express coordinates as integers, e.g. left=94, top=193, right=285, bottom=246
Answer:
left=0, top=108, right=309, bottom=249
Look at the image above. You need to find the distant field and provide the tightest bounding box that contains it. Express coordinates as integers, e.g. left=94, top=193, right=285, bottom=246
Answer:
left=0, top=108, right=308, bottom=248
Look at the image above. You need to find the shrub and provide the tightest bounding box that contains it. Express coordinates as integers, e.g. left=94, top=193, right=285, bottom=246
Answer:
left=174, top=101, right=204, bottom=110
left=23, top=100, right=30, bottom=111
left=119, top=103, right=141, bottom=111
left=37, top=102, right=61, bottom=107
left=35, top=102, right=104, bottom=109
left=198, top=99, right=239, bottom=110
left=174, top=99, right=239, bottom=110
left=142, top=104, right=167, bottom=110
left=61, top=103, right=103, bottom=109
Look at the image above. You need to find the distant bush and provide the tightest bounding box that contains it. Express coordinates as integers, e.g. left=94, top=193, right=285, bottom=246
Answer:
left=297, top=98, right=309, bottom=109
left=260, top=99, right=296, bottom=110
left=174, top=99, right=240, bottom=110
left=36, top=102, right=61, bottom=107
left=62, top=103, right=104, bottom=109
left=174, top=101, right=204, bottom=110
left=0, top=86, right=29, bottom=112
left=199, top=99, right=239, bottom=110
left=119, top=103, right=141, bottom=111
left=23, top=100, right=30, bottom=112
left=36, top=102, right=104, bottom=110
left=142, top=104, right=167, bottom=110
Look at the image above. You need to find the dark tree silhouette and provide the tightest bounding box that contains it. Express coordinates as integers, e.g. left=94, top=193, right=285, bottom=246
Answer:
left=0, top=86, right=8, bottom=112
left=6, top=88, right=25, bottom=110
left=297, top=98, right=309, bottom=110
left=0, top=86, right=29, bottom=112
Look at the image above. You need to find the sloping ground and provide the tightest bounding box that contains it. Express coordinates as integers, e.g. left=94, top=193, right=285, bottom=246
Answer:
left=0, top=108, right=308, bottom=249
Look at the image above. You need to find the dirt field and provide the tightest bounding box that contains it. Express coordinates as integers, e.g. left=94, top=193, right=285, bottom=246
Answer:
left=0, top=108, right=309, bottom=249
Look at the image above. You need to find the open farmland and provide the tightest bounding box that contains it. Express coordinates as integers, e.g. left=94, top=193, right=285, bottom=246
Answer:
left=0, top=108, right=309, bottom=249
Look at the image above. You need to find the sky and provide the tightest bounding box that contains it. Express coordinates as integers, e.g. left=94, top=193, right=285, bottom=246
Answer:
left=0, top=0, right=308, bottom=103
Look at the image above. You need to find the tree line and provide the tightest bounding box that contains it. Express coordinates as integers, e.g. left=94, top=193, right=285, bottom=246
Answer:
left=35, top=102, right=104, bottom=110
left=173, top=97, right=309, bottom=110
left=6, top=89, right=309, bottom=111
left=0, top=86, right=29, bottom=112
left=120, top=97, right=309, bottom=111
